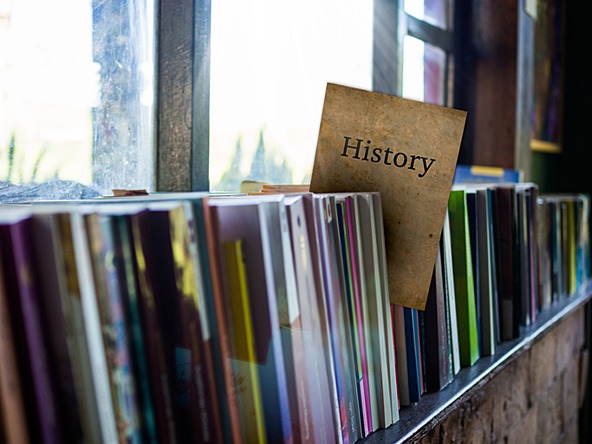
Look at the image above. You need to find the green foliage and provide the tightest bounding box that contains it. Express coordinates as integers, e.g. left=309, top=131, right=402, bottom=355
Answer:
left=1, top=133, right=62, bottom=183
left=214, top=127, right=295, bottom=192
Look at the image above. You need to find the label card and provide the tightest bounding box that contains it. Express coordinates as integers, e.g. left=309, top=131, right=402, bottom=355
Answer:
left=310, top=83, right=467, bottom=310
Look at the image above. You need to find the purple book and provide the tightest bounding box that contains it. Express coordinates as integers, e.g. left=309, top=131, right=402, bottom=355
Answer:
left=2, top=217, right=63, bottom=444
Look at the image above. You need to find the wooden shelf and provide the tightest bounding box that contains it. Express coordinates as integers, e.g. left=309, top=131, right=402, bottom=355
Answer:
left=362, top=284, right=592, bottom=443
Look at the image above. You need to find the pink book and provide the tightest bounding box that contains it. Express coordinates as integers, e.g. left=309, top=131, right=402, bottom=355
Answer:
left=344, top=196, right=373, bottom=436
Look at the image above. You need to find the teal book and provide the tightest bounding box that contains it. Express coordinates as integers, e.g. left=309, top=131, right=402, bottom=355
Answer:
left=447, top=189, right=480, bottom=367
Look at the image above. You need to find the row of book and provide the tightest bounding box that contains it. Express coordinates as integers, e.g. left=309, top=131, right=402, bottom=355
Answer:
left=394, top=181, right=591, bottom=406
left=0, top=191, right=400, bottom=444
left=0, top=183, right=589, bottom=443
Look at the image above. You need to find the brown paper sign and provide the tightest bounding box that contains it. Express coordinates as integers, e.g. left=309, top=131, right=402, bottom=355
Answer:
left=310, top=83, right=467, bottom=310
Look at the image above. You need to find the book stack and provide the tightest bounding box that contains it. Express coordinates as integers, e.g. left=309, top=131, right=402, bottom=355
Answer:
left=0, top=191, right=399, bottom=444
left=386, top=175, right=592, bottom=410
left=0, top=182, right=589, bottom=443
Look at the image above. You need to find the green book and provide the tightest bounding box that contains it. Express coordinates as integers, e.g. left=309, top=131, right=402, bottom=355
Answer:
left=447, top=189, right=480, bottom=367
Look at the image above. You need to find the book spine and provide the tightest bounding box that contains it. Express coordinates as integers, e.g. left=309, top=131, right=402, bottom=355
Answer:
left=223, top=239, right=268, bottom=443
left=372, top=193, right=400, bottom=423
left=30, top=215, right=84, bottom=443
left=113, top=215, right=158, bottom=443
left=316, top=195, right=361, bottom=441
left=169, top=206, right=222, bottom=443
left=256, top=203, right=295, bottom=443
left=130, top=213, right=179, bottom=444
left=350, top=195, right=379, bottom=432
left=8, top=219, right=63, bottom=444
left=0, top=240, right=30, bottom=444
left=70, top=212, right=119, bottom=444
left=86, top=214, right=143, bottom=443
left=336, top=200, right=369, bottom=434
left=202, top=199, right=244, bottom=444
left=448, top=190, right=480, bottom=366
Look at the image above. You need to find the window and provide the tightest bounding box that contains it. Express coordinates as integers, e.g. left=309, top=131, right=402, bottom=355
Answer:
left=0, top=0, right=155, bottom=196
left=209, top=0, right=373, bottom=192
left=401, top=0, right=454, bottom=106
left=0, top=0, right=458, bottom=197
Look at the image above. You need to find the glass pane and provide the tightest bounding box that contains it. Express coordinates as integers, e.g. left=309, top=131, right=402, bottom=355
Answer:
left=402, top=35, right=447, bottom=106
left=0, top=0, right=155, bottom=199
left=210, top=0, right=373, bottom=192
left=404, top=0, right=448, bottom=30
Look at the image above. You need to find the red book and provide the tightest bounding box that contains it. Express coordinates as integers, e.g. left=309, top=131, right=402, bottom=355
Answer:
left=201, top=198, right=243, bottom=444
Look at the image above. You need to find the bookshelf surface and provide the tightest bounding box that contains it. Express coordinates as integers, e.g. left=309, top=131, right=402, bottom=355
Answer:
left=363, top=284, right=592, bottom=443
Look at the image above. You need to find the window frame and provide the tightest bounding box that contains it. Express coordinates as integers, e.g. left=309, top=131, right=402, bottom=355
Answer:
left=156, top=0, right=211, bottom=192
left=158, top=0, right=461, bottom=192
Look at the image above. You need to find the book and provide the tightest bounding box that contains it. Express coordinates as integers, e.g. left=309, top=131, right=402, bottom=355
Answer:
left=464, top=189, right=482, bottom=354
left=130, top=209, right=181, bottom=443
left=70, top=211, right=120, bottom=444
left=440, top=211, right=461, bottom=375
left=84, top=211, right=143, bottom=442
left=404, top=308, right=423, bottom=403
left=312, top=193, right=361, bottom=441
left=492, top=185, right=520, bottom=340
left=536, top=197, right=553, bottom=309
left=447, top=188, right=480, bottom=366
left=310, top=82, right=467, bottom=310
left=110, top=213, right=158, bottom=443
left=335, top=197, right=372, bottom=435
left=423, top=248, right=453, bottom=392
left=453, top=164, right=523, bottom=184
left=0, top=222, right=30, bottom=444
left=393, top=305, right=410, bottom=406
left=29, top=212, right=85, bottom=443
left=168, top=204, right=222, bottom=443
left=475, top=187, right=497, bottom=356
left=223, top=239, right=267, bottom=443
left=283, top=195, right=342, bottom=443
left=341, top=194, right=376, bottom=434
left=206, top=197, right=294, bottom=443
left=201, top=199, right=244, bottom=444
left=356, top=192, right=394, bottom=428
left=371, top=192, right=400, bottom=423
left=0, top=215, right=64, bottom=443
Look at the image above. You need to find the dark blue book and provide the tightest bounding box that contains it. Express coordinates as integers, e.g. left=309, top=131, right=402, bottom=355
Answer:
left=404, top=308, right=422, bottom=403
left=454, top=164, right=522, bottom=184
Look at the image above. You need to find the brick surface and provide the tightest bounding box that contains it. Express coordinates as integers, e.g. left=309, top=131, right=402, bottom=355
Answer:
left=417, top=423, right=440, bottom=444
left=530, top=327, right=558, bottom=402
left=563, top=417, right=579, bottom=444
left=492, top=359, right=530, bottom=440
left=440, top=404, right=464, bottom=444
left=563, top=361, right=580, bottom=433
left=408, top=306, right=585, bottom=443
left=555, top=311, right=582, bottom=373
left=507, top=403, right=538, bottom=444
left=463, top=388, right=494, bottom=444
left=573, top=308, right=586, bottom=351
left=536, top=379, right=564, bottom=444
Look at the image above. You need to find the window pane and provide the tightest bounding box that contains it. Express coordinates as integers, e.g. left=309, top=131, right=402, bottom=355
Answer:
left=404, top=0, right=448, bottom=30
left=402, top=35, right=447, bottom=106
left=0, top=0, right=155, bottom=196
left=209, top=0, right=373, bottom=192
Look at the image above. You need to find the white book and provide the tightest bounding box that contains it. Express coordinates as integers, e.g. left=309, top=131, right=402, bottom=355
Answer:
left=357, top=192, right=391, bottom=428
left=70, top=211, right=119, bottom=444
left=441, top=210, right=461, bottom=375
left=476, top=188, right=496, bottom=356
left=372, top=193, right=400, bottom=423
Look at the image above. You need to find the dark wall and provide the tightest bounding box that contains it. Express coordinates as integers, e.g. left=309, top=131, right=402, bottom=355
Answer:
left=532, top=1, right=592, bottom=194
